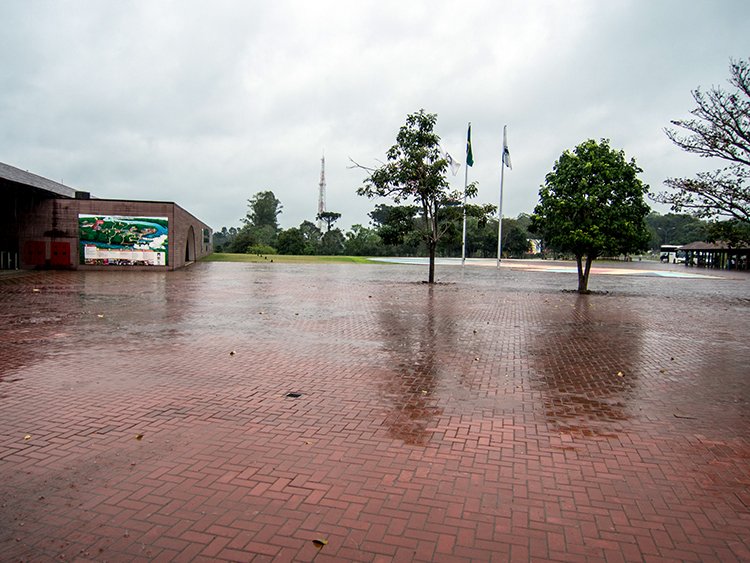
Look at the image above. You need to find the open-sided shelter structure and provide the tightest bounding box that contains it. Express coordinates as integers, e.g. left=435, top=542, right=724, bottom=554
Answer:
left=680, top=240, right=749, bottom=271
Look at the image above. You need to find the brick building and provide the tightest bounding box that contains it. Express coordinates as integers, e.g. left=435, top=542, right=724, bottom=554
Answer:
left=1, top=161, right=212, bottom=271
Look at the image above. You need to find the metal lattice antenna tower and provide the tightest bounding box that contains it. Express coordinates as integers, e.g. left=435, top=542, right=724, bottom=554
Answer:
left=317, top=154, right=326, bottom=230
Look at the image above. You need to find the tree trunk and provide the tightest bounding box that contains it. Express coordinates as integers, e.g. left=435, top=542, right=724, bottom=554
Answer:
left=428, top=240, right=436, bottom=283
left=576, top=253, right=593, bottom=293
left=427, top=205, right=438, bottom=284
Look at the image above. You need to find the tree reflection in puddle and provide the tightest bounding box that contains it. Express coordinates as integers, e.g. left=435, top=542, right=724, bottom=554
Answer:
left=375, top=286, right=453, bottom=445
left=527, top=294, right=643, bottom=437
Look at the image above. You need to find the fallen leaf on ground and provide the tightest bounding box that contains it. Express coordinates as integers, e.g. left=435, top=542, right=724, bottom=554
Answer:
left=312, top=538, right=328, bottom=549
left=24, top=435, right=31, bottom=441
left=135, top=434, right=144, bottom=440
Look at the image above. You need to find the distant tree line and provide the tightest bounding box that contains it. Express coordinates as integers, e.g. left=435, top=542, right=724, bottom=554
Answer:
left=211, top=191, right=536, bottom=258
left=211, top=189, right=745, bottom=259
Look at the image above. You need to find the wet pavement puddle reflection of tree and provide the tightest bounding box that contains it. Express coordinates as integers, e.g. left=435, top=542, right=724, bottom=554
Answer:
left=375, top=286, right=449, bottom=445
left=527, top=294, right=643, bottom=437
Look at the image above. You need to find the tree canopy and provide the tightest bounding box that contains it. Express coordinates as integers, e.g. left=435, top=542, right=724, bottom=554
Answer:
left=355, top=109, right=480, bottom=283
left=645, top=212, right=708, bottom=250
left=245, top=191, right=283, bottom=230
left=317, top=211, right=342, bottom=232
left=654, top=58, right=750, bottom=229
left=529, top=139, right=650, bottom=293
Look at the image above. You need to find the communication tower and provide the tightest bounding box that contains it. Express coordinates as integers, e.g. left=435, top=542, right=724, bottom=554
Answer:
left=317, top=154, right=326, bottom=230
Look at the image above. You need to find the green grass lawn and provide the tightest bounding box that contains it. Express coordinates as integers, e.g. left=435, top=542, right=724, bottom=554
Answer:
left=201, top=253, right=375, bottom=264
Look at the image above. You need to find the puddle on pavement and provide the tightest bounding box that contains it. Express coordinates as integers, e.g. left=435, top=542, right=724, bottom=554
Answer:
left=527, top=294, right=641, bottom=436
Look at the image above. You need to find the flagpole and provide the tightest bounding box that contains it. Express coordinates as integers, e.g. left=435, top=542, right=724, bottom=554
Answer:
left=496, top=156, right=505, bottom=268
left=496, top=124, right=508, bottom=268
left=461, top=142, right=469, bottom=266
left=462, top=121, right=471, bottom=266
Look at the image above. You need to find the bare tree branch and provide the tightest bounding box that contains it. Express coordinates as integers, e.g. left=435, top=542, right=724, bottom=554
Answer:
left=655, top=58, right=750, bottom=224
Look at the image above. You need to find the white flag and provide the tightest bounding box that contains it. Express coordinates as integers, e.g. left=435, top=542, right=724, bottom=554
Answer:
left=441, top=146, right=461, bottom=176
left=502, top=125, right=512, bottom=169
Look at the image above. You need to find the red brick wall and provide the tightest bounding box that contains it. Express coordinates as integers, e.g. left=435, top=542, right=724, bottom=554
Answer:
left=17, top=198, right=211, bottom=271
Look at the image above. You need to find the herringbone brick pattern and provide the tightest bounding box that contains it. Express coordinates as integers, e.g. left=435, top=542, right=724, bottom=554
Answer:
left=1, top=262, right=748, bottom=561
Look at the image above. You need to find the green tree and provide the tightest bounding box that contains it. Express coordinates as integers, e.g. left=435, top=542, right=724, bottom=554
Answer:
left=298, top=220, right=322, bottom=255
left=368, top=204, right=420, bottom=250
left=344, top=224, right=382, bottom=256
left=277, top=228, right=306, bottom=255
left=355, top=109, right=478, bottom=283
left=653, top=58, right=750, bottom=227
left=706, top=219, right=750, bottom=248
left=529, top=139, right=651, bottom=293
left=436, top=202, right=497, bottom=257
left=645, top=212, right=708, bottom=250
left=317, top=211, right=342, bottom=232
left=244, top=191, right=283, bottom=230
left=227, top=226, right=257, bottom=253
left=501, top=218, right=532, bottom=258
left=468, top=217, right=500, bottom=258
left=319, top=229, right=345, bottom=255
left=250, top=225, right=278, bottom=249
left=237, top=191, right=283, bottom=251
left=212, top=226, right=241, bottom=252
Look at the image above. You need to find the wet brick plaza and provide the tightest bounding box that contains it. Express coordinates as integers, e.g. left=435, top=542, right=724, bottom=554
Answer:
left=0, top=261, right=748, bottom=561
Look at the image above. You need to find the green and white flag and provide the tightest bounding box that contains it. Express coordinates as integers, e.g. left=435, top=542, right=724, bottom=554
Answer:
left=502, top=125, right=512, bottom=169
left=441, top=145, right=461, bottom=176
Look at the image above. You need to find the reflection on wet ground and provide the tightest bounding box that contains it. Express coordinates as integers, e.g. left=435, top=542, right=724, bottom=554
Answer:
left=375, top=286, right=446, bottom=445
left=527, top=294, right=642, bottom=436
left=0, top=262, right=748, bottom=561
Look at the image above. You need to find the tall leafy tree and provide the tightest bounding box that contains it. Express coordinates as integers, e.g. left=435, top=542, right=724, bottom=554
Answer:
left=298, top=220, right=322, bottom=255
left=237, top=191, right=283, bottom=251
left=355, top=109, right=478, bottom=283
left=653, top=58, right=750, bottom=226
left=244, top=191, right=283, bottom=230
left=529, top=139, right=651, bottom=293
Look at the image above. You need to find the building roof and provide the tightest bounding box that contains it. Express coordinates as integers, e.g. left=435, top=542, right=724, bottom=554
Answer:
left=0, top=161, right=78, bottom=198
left=681, top=240, right=749, bottom=251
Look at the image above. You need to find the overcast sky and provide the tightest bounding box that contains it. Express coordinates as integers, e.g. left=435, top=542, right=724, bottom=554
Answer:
left=1, top=1, right=748, bottom=231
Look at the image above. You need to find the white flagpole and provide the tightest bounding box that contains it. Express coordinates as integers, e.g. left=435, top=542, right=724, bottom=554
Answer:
left=461, top=149, right=469, bottom=266
left=461, top=122, right=470, bottom=266
left=496, top=158, right=505, bottom=268
left=496, top=125, right=507, bottom=268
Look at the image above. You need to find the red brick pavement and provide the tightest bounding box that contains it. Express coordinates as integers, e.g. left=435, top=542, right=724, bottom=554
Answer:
left=0, top=262, right=748, bottom=561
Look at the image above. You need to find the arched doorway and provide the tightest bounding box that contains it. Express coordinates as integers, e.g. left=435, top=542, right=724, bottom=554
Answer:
left=185, top=225, right=196, bottom=263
